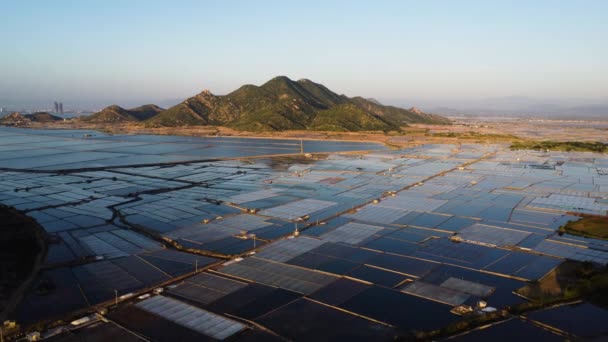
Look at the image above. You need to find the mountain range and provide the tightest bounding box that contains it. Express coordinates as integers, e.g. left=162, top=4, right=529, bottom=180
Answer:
left=86, top=76, right=449, bottom=131
left=419, top=96, right=608, bottom=119
left=83, top=104, right=164, bottom=123
left=0, top=112, right=62, bottom=125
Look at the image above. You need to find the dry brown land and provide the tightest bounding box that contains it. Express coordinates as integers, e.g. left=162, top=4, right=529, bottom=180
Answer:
left=560, top=215, right=608, bottom=240
left=19, top=121, right=424, bottom=148
left=9, top=116, right=608, bottom=149
left=446, top=117, right=608, bottom=142
left=517, top=261, right=583, bottom=299
left=516, top=260, right=608, bottom=308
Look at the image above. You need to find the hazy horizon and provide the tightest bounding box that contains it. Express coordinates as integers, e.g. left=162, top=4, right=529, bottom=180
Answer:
left=1, top=1, right=607, bottom=115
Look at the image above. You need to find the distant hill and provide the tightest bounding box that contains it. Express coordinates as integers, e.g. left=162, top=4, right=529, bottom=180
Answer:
left=0, top=112, right=29, bottom=126
left=348, top=98, right=450, bottom=126
left=85, top=104, right=164, bottom=123
left=25, top=112, right=63, bottom=122
left=0, top=112, right=62, bottom=126
left=146, top=76, right=450, bottom=131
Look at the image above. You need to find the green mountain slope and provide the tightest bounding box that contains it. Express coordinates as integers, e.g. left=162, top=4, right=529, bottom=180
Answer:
left=25, top=112, right=63, bottom=122
left=0, top=112, right=63, bottom=126
left=349, top=97, right=451, bottom=125
left=86, top=104, right=164, bottom=123
left=146, top=76, right=450, bottom=131
left=311, top=104, right=399, bottom=132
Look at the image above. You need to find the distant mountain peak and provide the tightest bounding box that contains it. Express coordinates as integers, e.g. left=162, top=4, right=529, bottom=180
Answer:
left=366, top=98, right=382, bottom=105
left=0, top=111, right=62, bottom=126
left=145, top=76, right=450, bottom=131
left=408, top=107, right=424, bottom=115
left=270, top=75, right=291, bottom=81
left=26, top=112, right=63, bottom=122
left=85, top=103, right=164, bottom=123
left=133, top=104, right=164, bottom=110
left=194, top=89, right=216, bottom=100
left=106, top=104, right=124, bottom=111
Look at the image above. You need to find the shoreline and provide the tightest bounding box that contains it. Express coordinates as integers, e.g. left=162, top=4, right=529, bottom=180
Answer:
left=0, top=122, right=403, bottom=146
left=0, top=206, right=47, bottom=324
left=4, top=113, right=608, bottom=146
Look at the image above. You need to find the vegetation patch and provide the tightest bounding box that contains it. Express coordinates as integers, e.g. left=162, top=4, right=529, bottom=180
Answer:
left=410, top=311, right=507, bottom=341
left=310, top=104, right=399, bottom=132
left=412, top=261, right=608, bottom=340
left=559, top=215, right=608, bottom=240
left=515, top=260, right=608, bottom=308
left=510, top=141, right=608, bottom=153
left=86, top=104, right=164, bottom=123
left=429, top=131, right=520, bottom=142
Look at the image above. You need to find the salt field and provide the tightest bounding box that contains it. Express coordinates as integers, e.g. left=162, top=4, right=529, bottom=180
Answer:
left=0, top=127, right=386, bottom=170
left=2, top=129, right=608, bottom=340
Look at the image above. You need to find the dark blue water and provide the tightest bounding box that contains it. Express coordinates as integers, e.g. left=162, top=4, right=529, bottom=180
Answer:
left=0, top=127, right=386, bottom=170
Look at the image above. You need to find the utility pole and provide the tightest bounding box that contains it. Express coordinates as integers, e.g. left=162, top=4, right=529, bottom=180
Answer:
left=300, top=139, right=304, bottom=154
left=114, top=289, right=118, bottom=308
left=294, top=222, right=299, bottom=236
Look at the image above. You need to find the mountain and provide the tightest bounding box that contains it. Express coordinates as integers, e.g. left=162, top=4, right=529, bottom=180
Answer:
left=0, top=112, right=29, bottom=126
left=85, top=104, right=164, bottom=123
left=25, top=112, right=63, bottom=122
left=348, top=97, right=450, bottom=126
left=0, top=112, right=62, bottom=126
left=146, top=76, right=450, bottom=131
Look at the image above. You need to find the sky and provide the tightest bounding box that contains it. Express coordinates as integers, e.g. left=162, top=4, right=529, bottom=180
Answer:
left=1, top=0, right=607, bottom=110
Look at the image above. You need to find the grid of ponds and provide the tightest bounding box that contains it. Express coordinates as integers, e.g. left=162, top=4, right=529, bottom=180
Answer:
left=2, top=129, right=608, bottom=339
left=136, top=295, right=246, bottom=340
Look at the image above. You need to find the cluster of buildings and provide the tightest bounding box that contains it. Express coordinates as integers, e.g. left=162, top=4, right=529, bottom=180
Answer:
left=53, top=101, right=64, bottom=114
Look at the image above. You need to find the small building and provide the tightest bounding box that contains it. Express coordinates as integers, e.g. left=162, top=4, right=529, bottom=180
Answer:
left=26, top=331, right=41, bottom=341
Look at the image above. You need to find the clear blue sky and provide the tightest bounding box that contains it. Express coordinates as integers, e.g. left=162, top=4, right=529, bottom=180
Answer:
left=1, top=0, right=606, bottom=109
